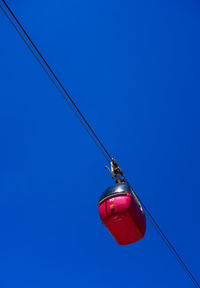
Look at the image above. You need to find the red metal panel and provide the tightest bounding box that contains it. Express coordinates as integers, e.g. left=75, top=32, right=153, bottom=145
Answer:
left=99, top=194, right=146, bottom=245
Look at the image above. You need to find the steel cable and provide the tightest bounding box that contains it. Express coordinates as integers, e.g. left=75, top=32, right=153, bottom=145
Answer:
left=127, top=181, right=200, bottom=288
left=1, top=0, right=112, bottom=163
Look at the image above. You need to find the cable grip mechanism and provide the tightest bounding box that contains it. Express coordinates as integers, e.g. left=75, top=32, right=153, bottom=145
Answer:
left=105, top=158, right=125, bottom=183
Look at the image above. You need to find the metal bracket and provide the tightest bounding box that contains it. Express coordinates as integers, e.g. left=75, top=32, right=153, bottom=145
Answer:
left=105, top=158, right=125, bottom=183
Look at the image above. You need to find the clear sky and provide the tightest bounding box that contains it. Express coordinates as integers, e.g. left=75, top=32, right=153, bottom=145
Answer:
left=0, top=0, right=200, bottom=287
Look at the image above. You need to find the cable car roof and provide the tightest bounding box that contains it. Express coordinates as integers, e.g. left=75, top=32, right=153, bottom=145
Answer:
left=99, top=182, right=132, bottom=203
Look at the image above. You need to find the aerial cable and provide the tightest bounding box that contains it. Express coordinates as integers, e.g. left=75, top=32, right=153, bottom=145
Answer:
left=0, top=0, right=112, bottom=163
left=0, top=3, right=110, bottom=163
left=0, top=1, right=199, bottom=287
left=128, top=182, right=200, bottom=288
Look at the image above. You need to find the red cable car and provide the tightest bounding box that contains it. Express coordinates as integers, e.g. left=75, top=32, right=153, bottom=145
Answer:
left=98, top=182, right=146, bottom=245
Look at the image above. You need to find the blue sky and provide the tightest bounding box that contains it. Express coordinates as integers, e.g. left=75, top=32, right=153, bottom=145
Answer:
left=0, top=0, right=200, bottom=287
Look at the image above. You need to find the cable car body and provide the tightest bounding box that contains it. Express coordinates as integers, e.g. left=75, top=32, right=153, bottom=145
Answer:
left=98, top=182, right=146, bottom=245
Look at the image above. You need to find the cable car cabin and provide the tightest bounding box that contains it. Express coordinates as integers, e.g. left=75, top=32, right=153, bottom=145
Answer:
left=98, top=182, right=146, bottom=245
